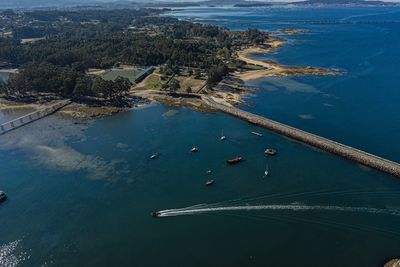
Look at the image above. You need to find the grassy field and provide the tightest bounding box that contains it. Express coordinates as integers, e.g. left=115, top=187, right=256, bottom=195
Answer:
left=133, top=73, right=163, bottom=90
left=176, top=76, right=205, bottom=93
left=101, top=68, right=144, bottom=82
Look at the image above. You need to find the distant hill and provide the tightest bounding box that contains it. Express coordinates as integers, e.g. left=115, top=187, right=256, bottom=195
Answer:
left=293, top=0, right=399, bottom=5
left=0, top=0, right=248, bottom=9
left=1, top=0, right=398, bottom=9
left=0, top=0, right=96, bottom=8
left=0, top=0, right=149, bottom=9
left=234, top=2, right=273, bottom=7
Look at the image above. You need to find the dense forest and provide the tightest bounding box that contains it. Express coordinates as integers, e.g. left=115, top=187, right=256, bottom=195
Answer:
left=0, top=9, right=268, bottom=101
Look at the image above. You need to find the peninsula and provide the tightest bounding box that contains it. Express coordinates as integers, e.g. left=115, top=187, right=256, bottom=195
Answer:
left=0, top=8, right=337, bottom=116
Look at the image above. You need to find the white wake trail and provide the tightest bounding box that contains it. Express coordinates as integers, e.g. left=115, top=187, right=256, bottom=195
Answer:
left=157, top=204, right=400, bottom=218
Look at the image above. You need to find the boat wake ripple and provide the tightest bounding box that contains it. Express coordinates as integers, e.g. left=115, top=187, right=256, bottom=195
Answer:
left=157, top=204, right=400, bottom=218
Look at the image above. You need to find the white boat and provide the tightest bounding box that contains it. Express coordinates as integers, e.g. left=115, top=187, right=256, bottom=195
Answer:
left=191, top=147, right=199, bottom=152
left=265, top=148, right=277, bottom=156
left=205, top=179, right=215, bottom=186
left=251, top=131, right=263, bottom=137
left=264, top=163, right=269, bottom=177
left=206, top=170, right=212, bottom=175
left=220, top=130, right=226, bottom=141
left=150, top=152, right=159, bottom=159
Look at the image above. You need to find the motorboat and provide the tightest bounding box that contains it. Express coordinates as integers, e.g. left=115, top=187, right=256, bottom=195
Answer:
left=220, top=130, right=226, bottom=141
left=264, top=163, right=269, bottom=177
left=151, top=211, right=161, bottom=217
left=265, top=148, right=277, bottom=156
left=150, top=152, right=159, bottom=159
left=205, top=180, right=215, bottom=186
left=191, top=147, right=199, bottom=152
left=227, top=156, right=242, bottom=164
left=0, top=191, right=6, bottom=203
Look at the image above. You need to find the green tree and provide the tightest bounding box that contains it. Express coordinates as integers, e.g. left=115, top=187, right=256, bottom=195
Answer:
left=169, top=79, right=180, bottom=93
left=194, top=69, right=201, bottom=79
left=207, top=64, right=228, bottom=87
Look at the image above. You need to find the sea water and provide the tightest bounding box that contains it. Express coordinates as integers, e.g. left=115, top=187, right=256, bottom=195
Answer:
left=1, top=6, right=400, bottom=267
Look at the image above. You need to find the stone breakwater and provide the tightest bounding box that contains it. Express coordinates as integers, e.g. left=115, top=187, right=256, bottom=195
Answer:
left=202, top=96, right=400, bottom=177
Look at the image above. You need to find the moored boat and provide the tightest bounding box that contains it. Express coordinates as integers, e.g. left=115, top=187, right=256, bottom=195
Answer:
left=220, top=130, right=226, bottom=141
left=205, top=179, right=215, bottom=186
left=150, top=152, right=159, bottom=159
left=0, top=191, right=7, bottom=203
left=265, top=148, right=277, bottom=156
left=206, top=170, right=212, bottom=175
left=227, top=156, right=242, bottom=164
left=251, top=131, right=263, bottom=137
left=264, top=163, right=269, bottom=177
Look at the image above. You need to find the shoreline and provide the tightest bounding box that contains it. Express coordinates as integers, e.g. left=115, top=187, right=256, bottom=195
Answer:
left=234, top=37, right=339, bottom=82
left=192, top=33, right=340, bottom=107
left=0, top=96, right=150, bottom=120
left=1, top=30, right=340, bottom=119
left=128, top=31, right=341, bottom=110
left=132, top=90, right=215, bottom=112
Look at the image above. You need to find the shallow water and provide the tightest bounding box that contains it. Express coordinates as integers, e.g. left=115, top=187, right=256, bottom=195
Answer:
left=1, top=6, right=400, bottom=267
left=0, top=108, right=36, bottom=124
left=0, top=71, right=12, bottom=82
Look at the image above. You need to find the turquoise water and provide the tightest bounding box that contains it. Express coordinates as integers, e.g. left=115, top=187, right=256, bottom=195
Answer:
left=1, top=7, right=400, bottom=267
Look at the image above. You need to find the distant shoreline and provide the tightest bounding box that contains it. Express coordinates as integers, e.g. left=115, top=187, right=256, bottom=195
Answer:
left=185, top=19, right=227, bottom=23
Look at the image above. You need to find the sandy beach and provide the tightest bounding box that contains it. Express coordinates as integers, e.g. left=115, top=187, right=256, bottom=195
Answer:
left=235, top=37, right=338, bottom=82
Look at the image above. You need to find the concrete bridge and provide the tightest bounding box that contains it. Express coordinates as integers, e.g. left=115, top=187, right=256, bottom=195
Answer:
left=0, top=100, right=71, bottom=135
left=202, top=96, right=400, bottom=177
